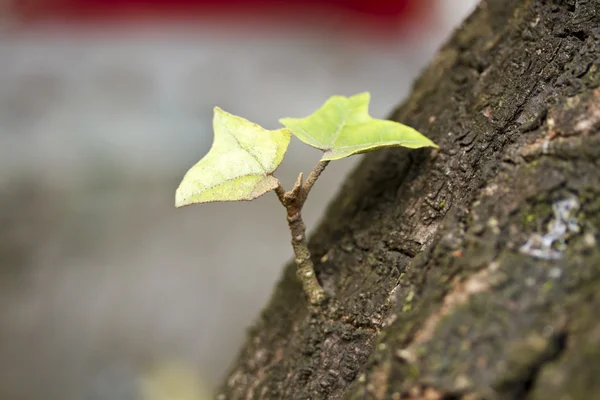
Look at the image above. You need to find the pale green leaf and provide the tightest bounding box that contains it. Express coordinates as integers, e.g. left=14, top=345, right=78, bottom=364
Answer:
left=175, top=107, right=291, bottom=207
left=279, top=92, right=438, bottom=161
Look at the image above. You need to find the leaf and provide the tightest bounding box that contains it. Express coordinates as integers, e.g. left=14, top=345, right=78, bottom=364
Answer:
left=175, top=107, right=291, bottom=207
left=279, top=92, right=438, bottom=161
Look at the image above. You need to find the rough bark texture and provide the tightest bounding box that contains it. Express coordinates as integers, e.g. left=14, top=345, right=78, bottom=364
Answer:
left=219, top=0, right=600, bottom=398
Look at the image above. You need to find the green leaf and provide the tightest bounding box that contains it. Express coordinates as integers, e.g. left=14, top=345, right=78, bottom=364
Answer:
left=279, top=92, right=438, bottom=161
left=175, top=107, right=291, bottom=207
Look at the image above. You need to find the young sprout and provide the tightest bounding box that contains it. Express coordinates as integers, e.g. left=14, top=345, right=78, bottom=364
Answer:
left=175, top=92, right=437, bottom=306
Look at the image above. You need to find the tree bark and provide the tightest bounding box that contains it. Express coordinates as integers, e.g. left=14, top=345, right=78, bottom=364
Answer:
left=218, top=0, right=600, bottom=398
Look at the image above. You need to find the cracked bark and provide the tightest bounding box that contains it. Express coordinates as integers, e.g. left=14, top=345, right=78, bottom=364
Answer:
left=218, top=0, right=600, bottom=399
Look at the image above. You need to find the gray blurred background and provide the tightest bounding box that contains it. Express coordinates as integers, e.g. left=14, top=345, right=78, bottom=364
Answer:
left=0, top=1, right=477, bottom=398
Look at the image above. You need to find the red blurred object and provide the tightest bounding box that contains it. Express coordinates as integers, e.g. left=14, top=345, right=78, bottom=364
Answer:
left=11, top=0, right=432, bottom=36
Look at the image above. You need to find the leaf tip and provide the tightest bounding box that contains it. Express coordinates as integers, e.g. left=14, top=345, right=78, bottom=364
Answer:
left=215, top=105, right=232, bottom=121
left=422, top=136, right=439, bottom=149
left=278, top=117, right=296, bottom=128
left=174, top=185, right=192, bottom=208
left=351, top=91, right=371, bottom=102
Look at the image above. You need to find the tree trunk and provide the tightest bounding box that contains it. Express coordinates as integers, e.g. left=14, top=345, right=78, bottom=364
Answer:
left=218, top=0, right=600, bottom=398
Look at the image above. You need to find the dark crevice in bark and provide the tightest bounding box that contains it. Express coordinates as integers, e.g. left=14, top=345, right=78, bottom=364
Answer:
left=495, top=331, right=568, bottom=399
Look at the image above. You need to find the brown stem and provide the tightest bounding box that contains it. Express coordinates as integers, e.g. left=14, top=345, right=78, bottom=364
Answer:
left=274, top=183, right=286, bottom=204
left=301, top=160, right=329, bottom=204
left=287, top=210, right=326, bottom=305
left=284, top=172, right=304, bottom=206
left=273, top=160, right=330, bottom=305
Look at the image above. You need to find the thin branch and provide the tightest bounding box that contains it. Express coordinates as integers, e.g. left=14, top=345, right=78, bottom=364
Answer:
left=284, top=172, right=304, bottom=205
left=274, top=182, right=287, bottom=206
left=287, top=211, right=326, bottom=305
left=271, top=160, right=330, bottom=306
left=301, top=160, right=329, bottom=203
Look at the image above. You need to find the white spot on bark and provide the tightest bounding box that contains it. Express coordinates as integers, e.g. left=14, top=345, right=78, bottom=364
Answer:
left=520, top=197, right=580, bottom=260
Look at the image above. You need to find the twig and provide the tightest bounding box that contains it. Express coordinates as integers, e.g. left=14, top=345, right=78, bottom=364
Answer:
left=301, top=160, right=329, bottom=204
left=274, top=160, right=329, bottom=305
left=286, top=207, right=326, bottom=305
left=274, top=183, right=286, bottom=204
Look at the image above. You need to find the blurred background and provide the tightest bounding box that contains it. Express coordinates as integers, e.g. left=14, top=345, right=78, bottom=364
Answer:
left=0, top=1, right=477, bottom=398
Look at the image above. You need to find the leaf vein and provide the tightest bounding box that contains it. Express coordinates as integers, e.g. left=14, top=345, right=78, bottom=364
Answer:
left=225, top=126, right=267, bottom=172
